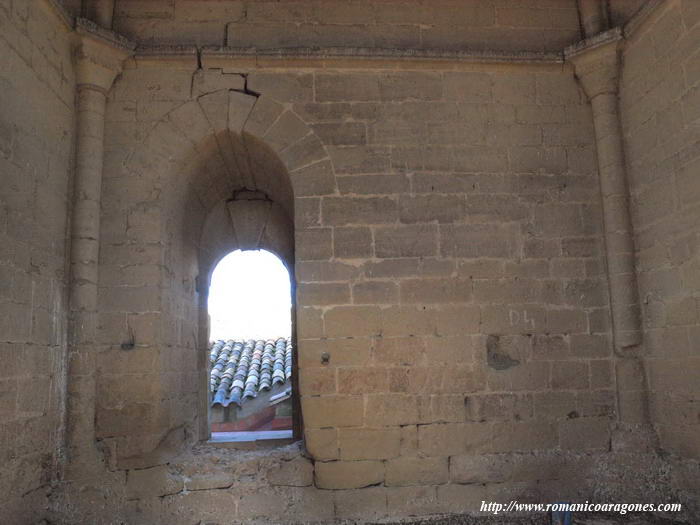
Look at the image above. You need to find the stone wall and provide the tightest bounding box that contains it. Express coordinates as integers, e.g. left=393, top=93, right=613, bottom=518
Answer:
left=111, top=0, right=583, bottom=52
left=85, top=44, right=637, bottom=519
left=609, top=0, right=650, bottom=26
left=286, top=64, right=613, bottom=478
left=50, top=439, right=693, bottom=524
left=0, top=0, right=75, bottom=522
left=0, top=0, right=699, bottom=524
left=621, top=0, right=700, bottom=460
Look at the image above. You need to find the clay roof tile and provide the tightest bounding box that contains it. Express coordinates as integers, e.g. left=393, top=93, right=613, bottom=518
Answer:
left=209, top=337, right=293, bottom=408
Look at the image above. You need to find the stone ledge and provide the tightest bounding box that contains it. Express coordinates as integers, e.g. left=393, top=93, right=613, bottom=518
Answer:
left=564, top=0, right=668, bottom=62
left=199, top=46, right=564, bottom=71
left=37, top=0, right=665, bottom=76
left=129, top=45, right=200, bottom=70
left=205, top=437, right=297, bottom=450
left=75, top=17, right=137, bottom=53
left=564, top=27, right=623, bottom=61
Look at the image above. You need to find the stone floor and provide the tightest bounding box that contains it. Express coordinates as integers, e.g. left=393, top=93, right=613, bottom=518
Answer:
left=372, top=513, right=688, bottom=525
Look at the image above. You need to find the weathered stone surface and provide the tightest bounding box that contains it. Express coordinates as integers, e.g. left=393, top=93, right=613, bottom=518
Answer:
left=315, top=460, right=384, bottom=489
left=126, top=465, right=181, bottom=500
left=2, top=1, right=700, bottom=524
left=302, top=395, right=364, bottom=429
left=266, top=456, right=314, bottom=487
left=334, top=486, right=387, bottom=521
left=339, top=427, right=401, bottom=460
left=304, top=428, right=339, bottom=460
left=385, top=456, right=448, bottom=486
left=324, top=306, right=382, bottom=337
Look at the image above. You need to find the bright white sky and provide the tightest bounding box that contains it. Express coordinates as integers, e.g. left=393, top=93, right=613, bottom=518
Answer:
left=208, top=250, right=292, bottom=341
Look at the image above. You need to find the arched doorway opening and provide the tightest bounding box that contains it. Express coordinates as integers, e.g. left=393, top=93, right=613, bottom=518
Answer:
left=207, top=249, right=294, bottom=441
left=96, top=88, right=333, bottom=464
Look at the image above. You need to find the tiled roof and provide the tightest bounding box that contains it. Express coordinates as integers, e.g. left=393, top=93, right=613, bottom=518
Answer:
left=210, top=338, right=292, bottom=407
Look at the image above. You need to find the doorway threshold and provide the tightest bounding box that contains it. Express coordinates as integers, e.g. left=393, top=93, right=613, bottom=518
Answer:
left=208, top=430, right=295, bottom=449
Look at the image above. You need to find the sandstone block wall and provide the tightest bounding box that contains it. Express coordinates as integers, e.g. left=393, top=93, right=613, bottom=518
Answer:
left=95, top=43, right=622, bottom=487
left=111, top=0, right=583, bottom=52
left=0, top=0, right=75, bottom=521
left=621, top=0, right=700, bottom=460
left=286, top=67, right=616, bottom=482
left=1, top=0, right=699, bottom=523
left=609, top=0, right=653, bottom=26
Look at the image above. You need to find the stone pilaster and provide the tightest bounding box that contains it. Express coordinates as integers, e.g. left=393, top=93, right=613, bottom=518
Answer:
left=567, top=29, right=649, bottom=429
left=576, top=0, right=609, bottom=38
left=567, top=28, right=642, bottom=353
left=66, top=19, right=134, bottom=475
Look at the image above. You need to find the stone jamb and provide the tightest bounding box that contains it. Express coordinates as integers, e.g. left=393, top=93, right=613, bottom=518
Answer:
left=198, top=196, right=297, bottom=443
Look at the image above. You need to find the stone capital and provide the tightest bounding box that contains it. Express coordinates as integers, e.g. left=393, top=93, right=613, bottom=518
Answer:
left=565, top=27, right=623, bottom=100
left=73, top=17, right=136, bottom=92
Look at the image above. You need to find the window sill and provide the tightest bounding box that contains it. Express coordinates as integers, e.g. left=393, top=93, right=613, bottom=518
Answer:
left=207, top=430, right=296, bottom=450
